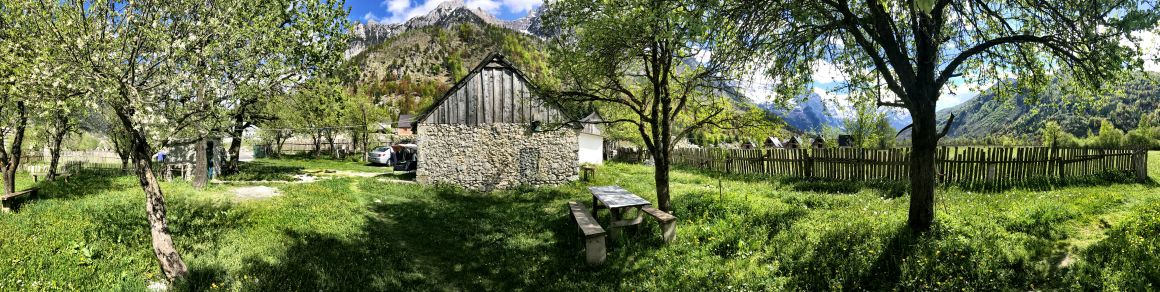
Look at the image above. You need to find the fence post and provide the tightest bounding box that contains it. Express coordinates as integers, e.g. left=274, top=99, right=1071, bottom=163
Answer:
left=1051, top=146, right=1062, bottom=180
left=803, top=149, right=813, bottom=179
left=1135, top=149, right=1149, bottom=182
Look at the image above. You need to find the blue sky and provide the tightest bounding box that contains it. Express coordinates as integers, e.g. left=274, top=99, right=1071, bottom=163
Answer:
left=345, top=0, right=541, bottom=24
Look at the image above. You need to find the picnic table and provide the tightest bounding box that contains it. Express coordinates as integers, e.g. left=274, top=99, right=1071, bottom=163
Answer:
left=587, top=186, right=650, bottom=234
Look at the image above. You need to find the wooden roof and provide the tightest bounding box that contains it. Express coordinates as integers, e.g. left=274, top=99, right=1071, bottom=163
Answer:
left=415, top=53, right=569, bottom=128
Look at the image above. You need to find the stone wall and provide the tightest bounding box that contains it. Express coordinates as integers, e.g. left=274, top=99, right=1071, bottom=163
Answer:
left=417, top=123, right=579, bottom=191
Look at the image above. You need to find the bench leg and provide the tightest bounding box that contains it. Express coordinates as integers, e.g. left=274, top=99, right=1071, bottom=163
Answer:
left=585, top=235, right=606, bottom=266
left=660, top=221, right=677, bottom=243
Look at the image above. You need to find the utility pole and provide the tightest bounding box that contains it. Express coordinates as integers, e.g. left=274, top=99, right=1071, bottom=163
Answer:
left=361, top=103, right=368, bottom=163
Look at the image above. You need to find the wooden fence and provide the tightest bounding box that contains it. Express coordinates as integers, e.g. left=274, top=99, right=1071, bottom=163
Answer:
left=672, top=147, right=1150, bottom=184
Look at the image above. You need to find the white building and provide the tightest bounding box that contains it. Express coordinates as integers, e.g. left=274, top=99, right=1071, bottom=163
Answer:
left=578, top=113, right=604, bottom=165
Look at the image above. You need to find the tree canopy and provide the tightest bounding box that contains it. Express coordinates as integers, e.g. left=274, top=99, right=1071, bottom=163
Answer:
left=728, top=0, right=1160, bottom=231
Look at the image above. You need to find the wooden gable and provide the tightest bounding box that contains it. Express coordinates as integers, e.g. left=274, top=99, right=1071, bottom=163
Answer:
left=416, top=53, right=566, bottom=127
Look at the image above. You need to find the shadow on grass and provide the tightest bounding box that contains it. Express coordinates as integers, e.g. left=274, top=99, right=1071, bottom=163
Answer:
left=858, top=226, right=922, bottom=290
left=676, top=165, right=1149, bottom=197
left=228, top=185, right=625, bottom=290
left=219, top=161, right=305, bottom=181
left=33, top=170, right=133, bottom=201
left=375, top=171, right=416, bottom=181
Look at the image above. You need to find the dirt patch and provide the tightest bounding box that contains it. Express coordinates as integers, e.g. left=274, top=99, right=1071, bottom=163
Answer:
left=233, top=186, right=282, bottom=200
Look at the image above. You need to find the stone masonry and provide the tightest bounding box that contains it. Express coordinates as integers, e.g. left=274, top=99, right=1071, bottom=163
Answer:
left=417, top=123, right=579, bottom=191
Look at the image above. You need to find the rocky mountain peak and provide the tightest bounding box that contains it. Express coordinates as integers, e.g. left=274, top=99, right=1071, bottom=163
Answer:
left=347, top=3, right=548, bottom=58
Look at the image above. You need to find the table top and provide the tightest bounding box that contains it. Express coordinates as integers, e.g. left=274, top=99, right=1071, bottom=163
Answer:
left=588, top=186, right=651, bottom=209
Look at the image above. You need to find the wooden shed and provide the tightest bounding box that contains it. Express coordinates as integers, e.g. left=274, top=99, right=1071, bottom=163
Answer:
left=413, top=53, right=583, bottom=191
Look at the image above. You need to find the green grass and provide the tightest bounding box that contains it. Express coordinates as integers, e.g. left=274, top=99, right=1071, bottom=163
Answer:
left=1, top=153, right=1158, bottom=290
left=219, top=157, right=392, bottom=181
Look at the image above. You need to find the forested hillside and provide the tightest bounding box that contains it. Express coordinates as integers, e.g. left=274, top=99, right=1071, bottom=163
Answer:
left=348, top=22, right=551, bottom=119
left=939, top=72, right=1160, bottom=139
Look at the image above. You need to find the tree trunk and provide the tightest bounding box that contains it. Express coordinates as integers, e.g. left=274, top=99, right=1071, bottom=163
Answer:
left=273, top=132, right=289, bottom=158
left=907, top=104, right=939, bottom=232
left=192, top=137, right=208, bottom=189
left=326, top=130, right=339, bottom=159
left=111, top=132, right=132, bottom=171
left=654, top=151, right=672, bottom=212
left=225, top=125, right=243, bottom=175
left=114, top=107, right=188, bottom=281
left=1, top=101, right=28, bottom=194
left=46, top=117, right=70, bottom=180
left=311, top=131, right=322, bottom=158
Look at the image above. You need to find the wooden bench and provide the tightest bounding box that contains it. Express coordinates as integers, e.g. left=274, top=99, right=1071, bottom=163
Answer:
left=568, top=201, right=607, bottom=266
left=29, top=165, right=72, bottom=183
left=642, top=206, right=677, bottom=243
left=1, top=187, right=38, bottom=213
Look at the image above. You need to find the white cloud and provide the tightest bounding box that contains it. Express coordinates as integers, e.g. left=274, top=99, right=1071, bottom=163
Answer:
left=811, top=60, right=845, bottom=84
left=363, top=12, right=384, bottom=23
left=466, top=0, right=502, bottom=13
left=374, top=0, right=543, bottom=24
left=501, top=0, right=541, bottom=13
left=1133, top=29, right=1160, bottom=72
left=384, top=0, right=410, bottom=14
left=936, top=81, right=981, bottom=110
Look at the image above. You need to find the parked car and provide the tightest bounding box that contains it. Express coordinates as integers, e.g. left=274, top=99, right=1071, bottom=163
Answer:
left=368, top=146, right=393, bottom=165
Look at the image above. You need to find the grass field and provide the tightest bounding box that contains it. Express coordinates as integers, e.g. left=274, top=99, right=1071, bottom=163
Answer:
left=0, top=152, right=1157, bottom=290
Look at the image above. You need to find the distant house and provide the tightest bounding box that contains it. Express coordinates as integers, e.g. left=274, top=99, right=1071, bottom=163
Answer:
left=811, top=137, right=827, bottom=149
left=396, top=115, right=415, bottom=136
left=414, top=53, right=591, bottom=191
left=741, top=140, right=756, bottom=150
left=764, top=137, right=783, bottom=149
left=784, top=136, right=803, bottom=149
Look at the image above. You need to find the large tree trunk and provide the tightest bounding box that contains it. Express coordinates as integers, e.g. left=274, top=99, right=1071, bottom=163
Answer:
left=1, top=101, right=28, bottom=194
left=907, top=102, right=939, bottom=232
left=114, top=108, right=188, bottom=281
left=192, top=138, right=208, bottom=189
left=654, top=151, right=672, bottom=212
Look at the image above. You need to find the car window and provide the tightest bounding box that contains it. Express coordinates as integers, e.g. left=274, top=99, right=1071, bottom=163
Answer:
left=373, top=147, right=390, bottom=152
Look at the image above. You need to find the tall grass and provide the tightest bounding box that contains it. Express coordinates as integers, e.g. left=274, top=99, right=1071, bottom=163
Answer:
left=0, top=152, right=1156, bottom=290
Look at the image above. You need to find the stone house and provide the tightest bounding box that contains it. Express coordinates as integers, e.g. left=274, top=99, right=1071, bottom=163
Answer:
left=413, top=53, right=594, bottom=191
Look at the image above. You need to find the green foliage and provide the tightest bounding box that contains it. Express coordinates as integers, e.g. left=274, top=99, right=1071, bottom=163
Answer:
left=1040, top=120, right=1082, bottom=147
left=942, top=73, right=1160, bottom=141
left=842, top=103, right=897, bottom=148
left=1096, top=119, right=1126, bottom=148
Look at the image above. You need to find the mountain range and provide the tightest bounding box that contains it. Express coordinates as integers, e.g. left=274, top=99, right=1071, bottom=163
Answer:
left=347, top=0, right=548, bottom=58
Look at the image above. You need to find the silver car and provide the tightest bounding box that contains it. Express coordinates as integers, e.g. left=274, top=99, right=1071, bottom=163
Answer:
left=368, top=146, right=393, bottom=165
